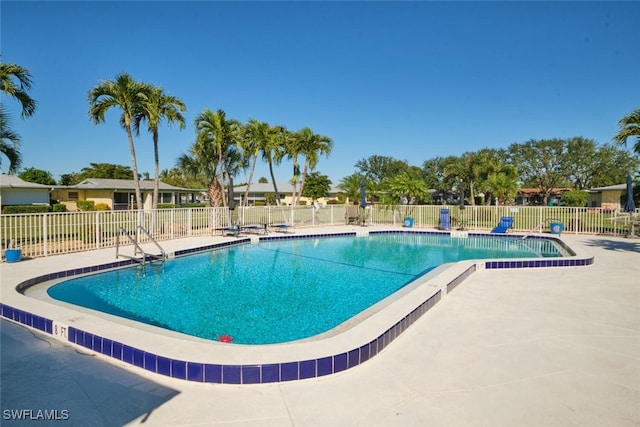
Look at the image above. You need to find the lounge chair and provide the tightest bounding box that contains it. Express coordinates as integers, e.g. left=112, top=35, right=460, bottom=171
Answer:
left=268, top=223, right=294, bottom=233
left=439, top=208, right=451, bottom=230
left=345, top=205, right=360, bottom=225
left=491, top=216, right=514, bottom=233
left=216, top=225, right=242, bottom=237
left=240, top=224, right=268, bottom=235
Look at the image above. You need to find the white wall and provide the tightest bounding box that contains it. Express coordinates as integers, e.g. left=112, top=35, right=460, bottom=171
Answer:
left=0, top=188, right=50, bottom=207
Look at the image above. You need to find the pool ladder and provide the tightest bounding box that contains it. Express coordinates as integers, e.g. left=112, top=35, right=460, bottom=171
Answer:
left=116, top=226, right=166, bottom=269
left=521, top=218, right=559, bottom=239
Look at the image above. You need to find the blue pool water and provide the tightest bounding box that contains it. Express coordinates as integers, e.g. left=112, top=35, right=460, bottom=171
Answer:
left=47, top=233, right=562, bottom=344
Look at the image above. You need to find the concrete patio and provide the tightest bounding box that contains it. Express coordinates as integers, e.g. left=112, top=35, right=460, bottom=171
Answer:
left=1, top=231, right=638, bottom=426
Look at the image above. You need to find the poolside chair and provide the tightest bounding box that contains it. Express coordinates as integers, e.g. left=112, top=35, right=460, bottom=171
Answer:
left=240, top=224, right=268, bottom=235
left=491, top=216, right=514, bottom=233
left=216, top=225, right=242, bottom=237
left=439, top=208, right=451, bottom=230
left=345, top=205, right=360, bottom=225
left=269, top=223, right=295, bottom=233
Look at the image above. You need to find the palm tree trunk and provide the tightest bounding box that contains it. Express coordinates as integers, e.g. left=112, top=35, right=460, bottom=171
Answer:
left=125, top=124, right=143, bottom=226
left=269, top=161, right=281, bottom=206
left=152, top=131, right=160, bottom=210
left=243, top=153, right=259, bottom=207
left=208, top=176, right=223, bottom=207
left=297, top=160, right=310, bottom=205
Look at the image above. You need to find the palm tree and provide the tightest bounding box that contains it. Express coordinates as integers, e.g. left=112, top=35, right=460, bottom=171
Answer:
left=0, top=60, right=37, bottom=118
left=615, top=107, right=640, bottom=155
left=339, top=173, right=367, bottom=204
left=192, top=109, right=243, bottom=209
left=178, top=139, right=222, bottom=208
left=241, top=118, right=268, bottom=206
left=294, top=127, right=333, bottom=205
left=88, top=73, right=150, bottom=212
left=262, top=124, right=288, bottom=205
left=1, top=60, right=37, bottom=172
left=0, top=106, right=21, bottom=173
left=132, top=86, right=186, bottom=210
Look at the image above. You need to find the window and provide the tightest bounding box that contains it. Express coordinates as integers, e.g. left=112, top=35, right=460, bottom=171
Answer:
left=68, top=192, right=78, bottom=201
left=160, top=192, right=172, bottom=204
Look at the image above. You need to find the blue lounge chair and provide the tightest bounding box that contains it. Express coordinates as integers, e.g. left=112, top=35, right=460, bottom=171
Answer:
left=268, top=223, right=294, bottom=233
left=491, top=216, right=514, bottom=233
left=439, top=208, right=451, bottom=230
left=217, top=225, right=242, bottom=237
left=240, top=224, right=268, bottom=235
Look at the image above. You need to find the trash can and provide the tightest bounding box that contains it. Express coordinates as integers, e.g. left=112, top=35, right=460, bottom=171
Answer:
left=550, top=222, right=564, bottom=235
left=403, top=217, right=414, bottom=228
left=5, top=248, right=22, bottom=263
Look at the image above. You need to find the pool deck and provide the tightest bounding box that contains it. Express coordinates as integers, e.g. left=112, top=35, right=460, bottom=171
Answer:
left=1, top=226, right=639, bottom=426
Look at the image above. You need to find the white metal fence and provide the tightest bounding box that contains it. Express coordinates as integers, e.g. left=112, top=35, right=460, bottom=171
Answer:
left=1, top=205, right=636, bottom=259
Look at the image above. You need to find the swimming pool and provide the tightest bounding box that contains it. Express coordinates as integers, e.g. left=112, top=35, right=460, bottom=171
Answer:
left=46, top=232, right=563, bottom=345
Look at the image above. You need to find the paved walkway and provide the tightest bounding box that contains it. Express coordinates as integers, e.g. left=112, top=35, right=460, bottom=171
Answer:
left=1, top=232, right=639, bottom=426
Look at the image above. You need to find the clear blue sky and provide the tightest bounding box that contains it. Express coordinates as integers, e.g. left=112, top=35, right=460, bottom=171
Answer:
left=2, top=1, right=638, bottom=185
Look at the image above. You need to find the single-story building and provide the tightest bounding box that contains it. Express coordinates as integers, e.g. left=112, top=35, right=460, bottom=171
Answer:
left=515, top=188, right=572, bottom=206
left=0, top=174, right=53, bottom=209
left=51, top=178, right=202, bottom=211
left=586, top=183, right=627, bottom=211
left=231, top=183, right=343, bottom=206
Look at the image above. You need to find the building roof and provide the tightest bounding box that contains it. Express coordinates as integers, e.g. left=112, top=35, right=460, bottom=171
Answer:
left=587, top=183, right=626, bottom=192
left=59, top=178, right=199, bottom=192
left=232, top=183, right=343, bottom=194
left=0, top=174, right=53, bottom=190
left=517, top=187, right=572, bottom=196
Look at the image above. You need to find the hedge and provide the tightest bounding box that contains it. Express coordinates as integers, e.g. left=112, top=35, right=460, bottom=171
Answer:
left=2, top=205, right=51, bottom=214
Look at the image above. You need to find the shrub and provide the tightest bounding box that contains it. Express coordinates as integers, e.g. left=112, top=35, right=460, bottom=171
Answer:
left=52, top=204, right=67, bottom=212
left=561, top=190, right=588, bottom=207
left=2, top=205, right=51, bottom=214
left=76, top=200, right=95, bottom=211
left=95, top=203, right=110, bottom=211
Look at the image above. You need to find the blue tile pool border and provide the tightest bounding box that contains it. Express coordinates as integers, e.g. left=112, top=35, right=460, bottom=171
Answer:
left=2, top=230, right=593, bottom=384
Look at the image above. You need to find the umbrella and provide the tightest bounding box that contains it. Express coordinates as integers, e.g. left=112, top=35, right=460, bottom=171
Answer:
left=624, top=174, right=636, bottom=213
left=360, top=181, right=367, bottom=209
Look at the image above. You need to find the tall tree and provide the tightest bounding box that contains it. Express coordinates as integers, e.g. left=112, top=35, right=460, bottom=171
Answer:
left=562, top=137, right=600, bottom=190
left=241, top=118, right=268, bottom=207
left=262, top=125, right=288, bottom=205
left=88, top=73, right=151, bottom=212
left=292, top=127, right=333, bottom=205
left=338, top=173, right=366, bottom=204
left=178, top=141, right=222, bottom=208
left=508, top=139, right=569, bottom=205
left=192, top=109, right=242, bottom=208
left=0, top=106, right=21, bottom=173
left=615, top=107, right=640, bottom=155
left=0, top=60, right=37, bottom=173
left=385, top=172, right=430, bottom=205
left=483, top=165, right=519, bottom=205
left=302, top=172, right=332, bottom=202
left=0, top=60, right=37, bottom=118
left=18, top=167, right=56, bottom=185
left=133, top=86, right=186, bottom=210
left=355, top=155, right=410, bottom=186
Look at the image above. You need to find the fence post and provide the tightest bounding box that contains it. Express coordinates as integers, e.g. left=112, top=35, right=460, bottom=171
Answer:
left=43, top=213, right=48, bottom=257
left=95, top=211, right=101, bottom=249
left=188, top=208, right=192, bottom=236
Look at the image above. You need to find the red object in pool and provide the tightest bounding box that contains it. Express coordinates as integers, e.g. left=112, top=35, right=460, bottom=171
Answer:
left=218, top=334, right=234, bottom=343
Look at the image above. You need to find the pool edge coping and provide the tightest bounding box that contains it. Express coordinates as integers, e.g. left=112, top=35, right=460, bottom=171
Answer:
left=0, top=229, right=594, bottom=384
